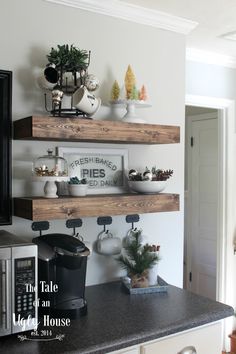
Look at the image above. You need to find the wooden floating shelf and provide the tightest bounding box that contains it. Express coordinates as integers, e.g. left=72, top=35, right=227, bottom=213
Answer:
left=14, top=193, right=179, bottom=221
left=13, top=116, right=180, bottom=144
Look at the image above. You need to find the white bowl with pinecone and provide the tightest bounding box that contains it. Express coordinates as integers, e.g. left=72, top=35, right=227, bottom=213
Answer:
left=128, top=167, right=173, bottom=194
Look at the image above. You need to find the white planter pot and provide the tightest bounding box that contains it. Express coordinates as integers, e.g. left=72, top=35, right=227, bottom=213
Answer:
left=68, top=184, right=88, bottom=196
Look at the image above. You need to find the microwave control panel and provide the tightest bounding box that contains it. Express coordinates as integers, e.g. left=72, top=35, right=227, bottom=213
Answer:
left=15, top=257, right=36, bottom=319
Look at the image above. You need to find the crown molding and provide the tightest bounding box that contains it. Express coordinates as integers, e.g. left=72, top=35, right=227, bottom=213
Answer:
left=186, top=48, right=236, bottom=69
left=44, top=0, right=198, bottom=35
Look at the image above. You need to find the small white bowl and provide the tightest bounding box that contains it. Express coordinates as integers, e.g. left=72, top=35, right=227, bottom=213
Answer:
left=128, top=180, right=167, bottom=194
left=68, top=184, right=88, bottom=196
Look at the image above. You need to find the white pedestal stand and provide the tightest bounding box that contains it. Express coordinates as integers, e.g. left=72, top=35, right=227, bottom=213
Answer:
left=34, top=176, right=69, bottom=198
left=110, top=99, right=151, bottom=123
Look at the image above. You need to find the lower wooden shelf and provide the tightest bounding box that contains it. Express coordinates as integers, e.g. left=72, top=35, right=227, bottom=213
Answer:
left=14, top=193, right=179, bottom=221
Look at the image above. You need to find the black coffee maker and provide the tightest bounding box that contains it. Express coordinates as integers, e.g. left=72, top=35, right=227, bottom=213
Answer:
left=33, top=233, right=90, bottom=319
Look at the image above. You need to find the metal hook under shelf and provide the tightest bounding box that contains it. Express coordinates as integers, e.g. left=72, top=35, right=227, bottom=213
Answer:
left=31, top=221, right=50, bottom=236
left=97, top=216, right=112, bottom=232
left=125, top=214, right=140, bottom=230
left=66, top=218, right=83, bottom=236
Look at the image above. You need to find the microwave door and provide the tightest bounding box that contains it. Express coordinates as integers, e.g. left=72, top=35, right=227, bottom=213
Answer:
left=11, top=245, right=38, bottom=334
left=0, top=248, right=11, bottom=336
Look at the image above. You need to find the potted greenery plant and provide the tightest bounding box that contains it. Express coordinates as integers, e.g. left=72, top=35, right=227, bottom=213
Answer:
left=47, top=44, right=89, bottom=89
left=68, top=177, right=88, bottom=196
left=117, top=229, right=160, bottom=288
left=47, top=44, right=89, bottom=72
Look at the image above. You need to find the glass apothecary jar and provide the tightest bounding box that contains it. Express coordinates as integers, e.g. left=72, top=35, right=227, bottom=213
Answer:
left=33, top=149, right=68, bottom=177
left=33, top=149, right=69, bottom=198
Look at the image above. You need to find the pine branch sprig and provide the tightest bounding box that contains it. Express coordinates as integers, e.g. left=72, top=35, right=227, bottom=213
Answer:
left=117, top=255, right=137, bottom=275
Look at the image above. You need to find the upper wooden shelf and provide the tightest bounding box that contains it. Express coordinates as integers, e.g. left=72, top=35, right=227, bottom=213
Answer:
left=14, top=193, right=179, bottom=221
left=13, top=116, right=180, bottom=144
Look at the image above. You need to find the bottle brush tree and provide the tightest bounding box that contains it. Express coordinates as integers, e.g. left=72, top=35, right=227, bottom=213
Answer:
left=111, top=80, right=120, bottom=101
left=139, top=84, right=148, bottom=101
left=130, top=85, right=139, bottom=100
left=125, top=65, right=136, bottom=100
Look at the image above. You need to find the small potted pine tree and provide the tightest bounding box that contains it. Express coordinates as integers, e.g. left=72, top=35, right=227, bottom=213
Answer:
left=47, top=44, right=89, bottom=90
left=117, top=229, right=160, bottom=288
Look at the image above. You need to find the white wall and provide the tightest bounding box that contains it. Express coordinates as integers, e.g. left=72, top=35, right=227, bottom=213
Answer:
left=0, top=0, right=185, bottom=286
left=186, top=61, right=236, bottom=99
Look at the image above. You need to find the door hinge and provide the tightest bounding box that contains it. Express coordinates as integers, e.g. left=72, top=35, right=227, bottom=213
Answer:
left=190, top=136, right=194, bottom=147
left=189, top=271, right=192, bottom=282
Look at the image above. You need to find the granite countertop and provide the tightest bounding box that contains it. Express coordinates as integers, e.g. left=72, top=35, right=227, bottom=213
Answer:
left=0, top=281, right=233, bottom=354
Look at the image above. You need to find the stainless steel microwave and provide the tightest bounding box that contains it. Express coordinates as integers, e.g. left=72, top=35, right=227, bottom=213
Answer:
left=0, top=230, right=38, bottom=336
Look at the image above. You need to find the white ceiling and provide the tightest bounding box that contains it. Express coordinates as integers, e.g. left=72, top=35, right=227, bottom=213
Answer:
left=120, top=0, right=236, bottom=58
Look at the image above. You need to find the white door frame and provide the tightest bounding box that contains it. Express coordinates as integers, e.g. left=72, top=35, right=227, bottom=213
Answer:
left=186, top=94, right=235, bottom=348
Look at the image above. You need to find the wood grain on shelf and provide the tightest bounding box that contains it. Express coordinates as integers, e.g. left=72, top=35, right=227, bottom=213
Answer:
left=14, top=193, right=179, bottom=221
left=13, top=116, right=180, bottom=144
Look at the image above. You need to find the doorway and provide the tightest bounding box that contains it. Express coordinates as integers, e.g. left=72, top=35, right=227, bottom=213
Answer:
left=184, top=106, right=219, bottom=300
left=185, top=94, right=235, bottom=350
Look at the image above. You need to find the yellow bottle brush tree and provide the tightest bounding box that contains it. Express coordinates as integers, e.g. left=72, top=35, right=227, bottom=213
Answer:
left=111, top=80, right=120, bottom=101
left=125, top=65, right=136, bottom=100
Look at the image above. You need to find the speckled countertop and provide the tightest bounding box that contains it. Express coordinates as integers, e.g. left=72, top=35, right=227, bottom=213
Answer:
left=0, top=281, right=233, bottom=354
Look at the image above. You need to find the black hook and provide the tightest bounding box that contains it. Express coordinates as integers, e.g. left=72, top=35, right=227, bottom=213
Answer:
left=31, top=221, right=50, bottom=236
left=66, top=219, right=83, bottom=236
left=97, top=216, right=112, bottom=232
left=125, top=214, right=140, bottom=229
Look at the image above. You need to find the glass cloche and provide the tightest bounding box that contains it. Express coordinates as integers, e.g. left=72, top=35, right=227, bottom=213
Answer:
left=33, top=149, right=69, bottom=198
left=34, top=149, right=68, bottom=177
